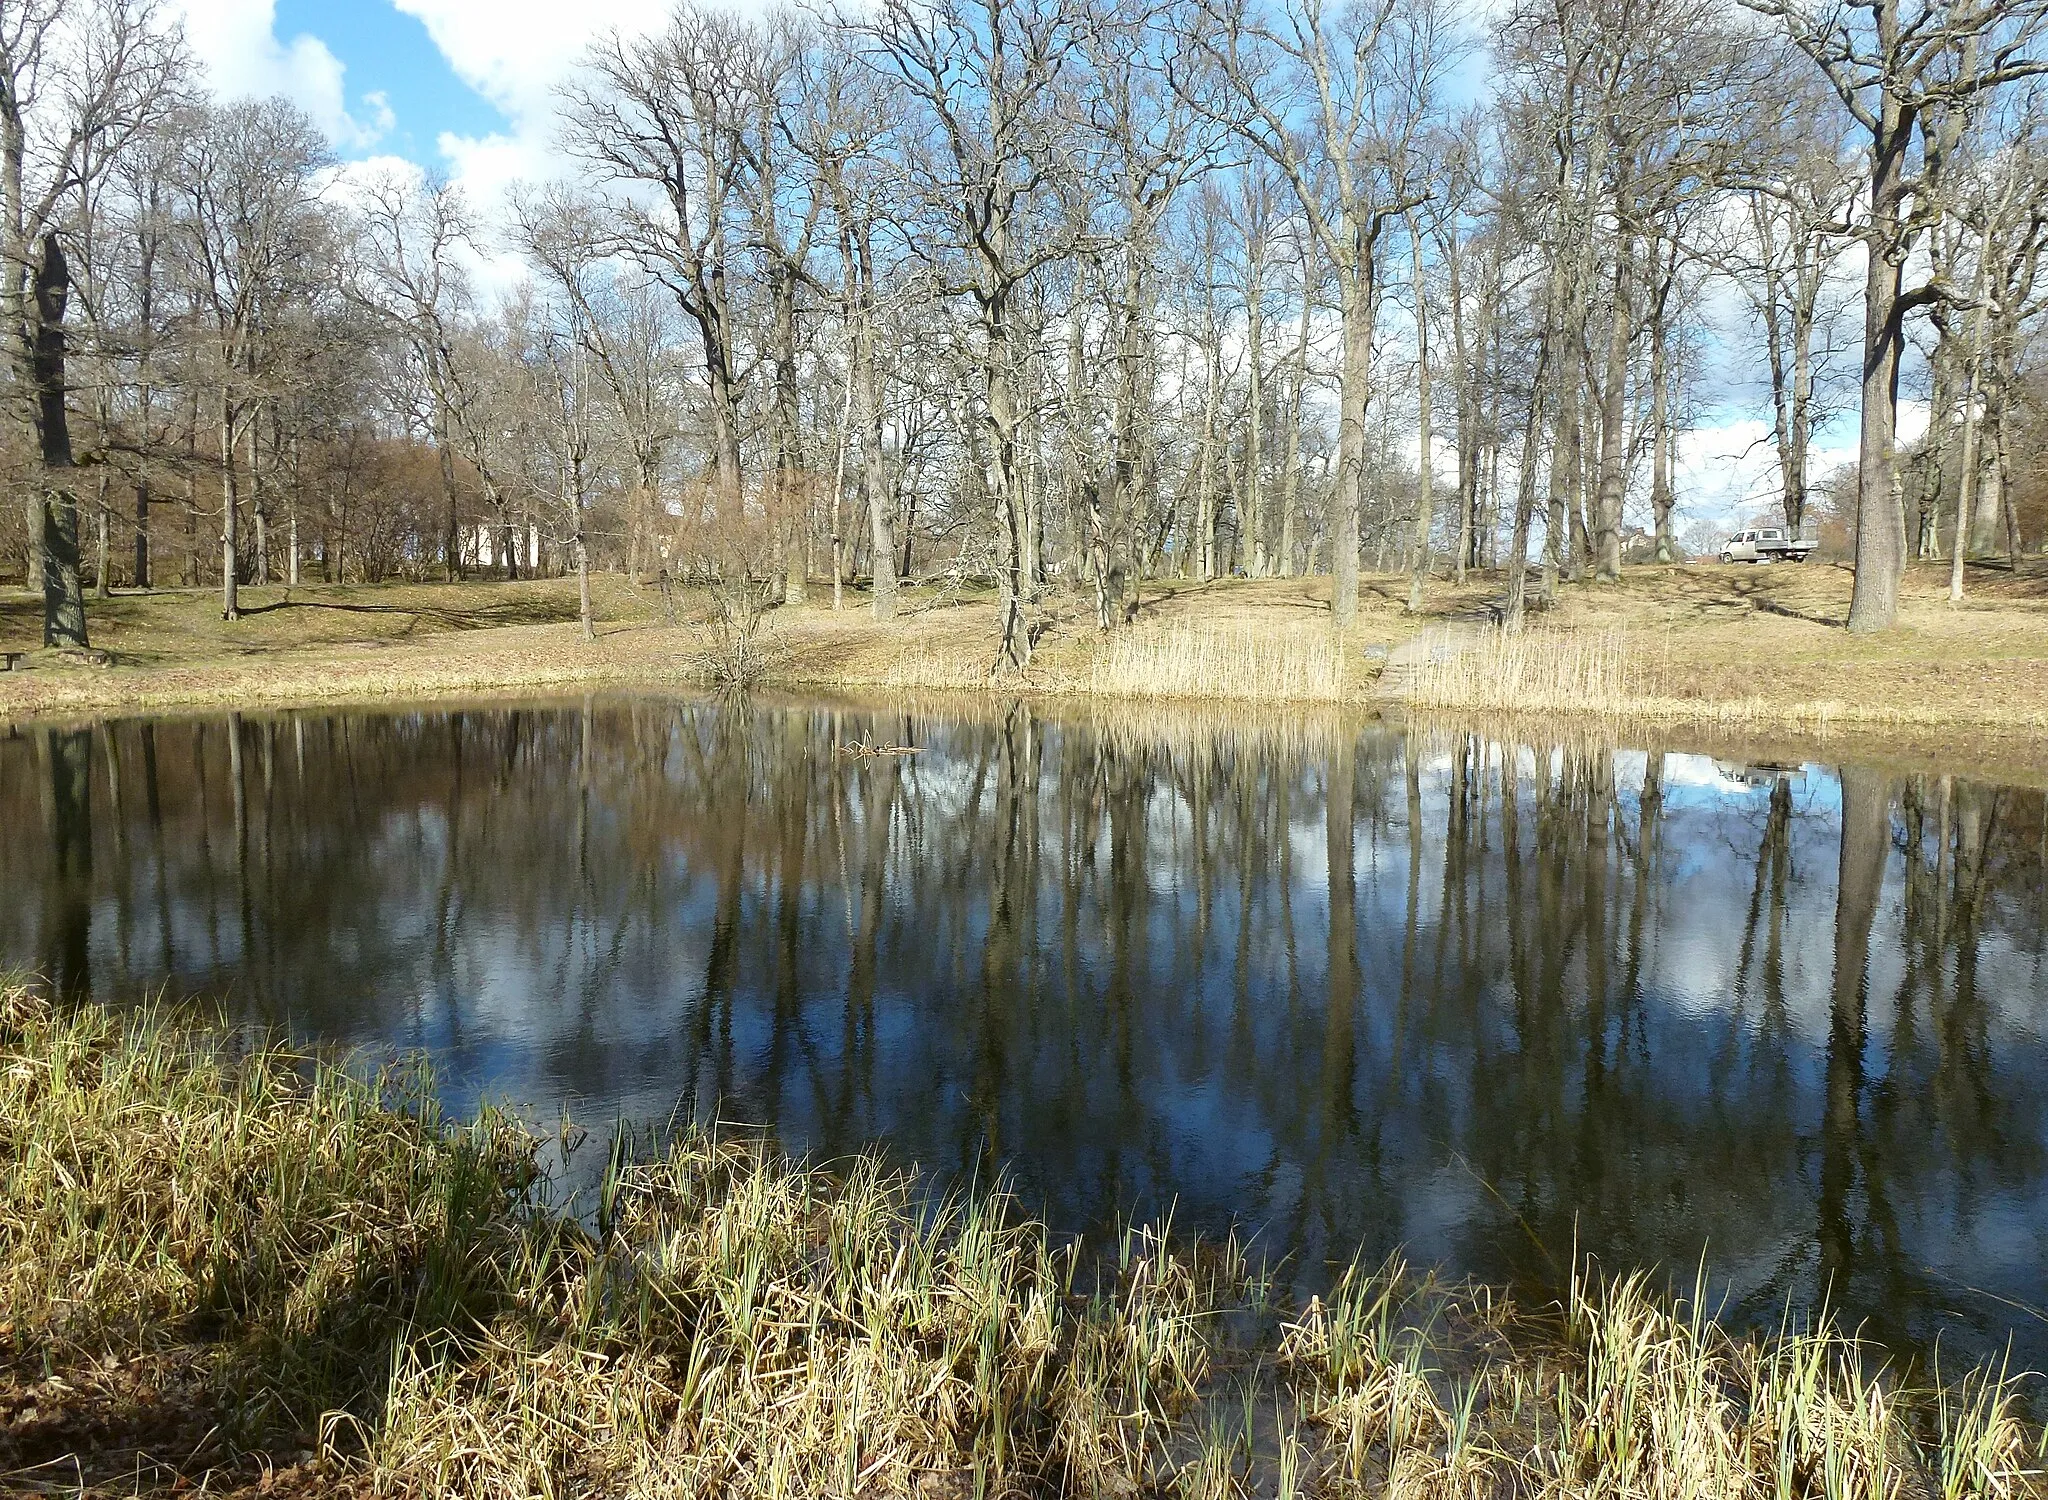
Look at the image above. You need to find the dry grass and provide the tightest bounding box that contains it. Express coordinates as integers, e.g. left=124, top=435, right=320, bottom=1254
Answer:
left=1399, top=624, right=1861, bottom=732
left=4, top=558, right=2048, bottom=738
left=1398, top=616, right=2048, bottom=734
left=5, top=978, right=2044, bottom=1498
left=1081, top=622, right=1349, bottom=703
left=1404, top=626, right=1639, bottom=714
left=1279, top=1259, right=2038, bottom=1500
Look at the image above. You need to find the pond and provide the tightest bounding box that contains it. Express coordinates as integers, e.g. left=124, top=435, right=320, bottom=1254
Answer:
left=5, top=696, right=2047, bottom=1371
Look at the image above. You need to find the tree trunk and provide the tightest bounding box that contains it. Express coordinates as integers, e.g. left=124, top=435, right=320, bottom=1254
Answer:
left=1195, top=334, right=1218, bottom=582
left=699, top=265, right=745, bottom=516
left=862, top=334, right=896, bottom=621
left=133, top=476, right=150, bottom=590
left=1446, top=231, right=1476, bottom=584
left=1545, top=398, right=1577, bottom=599
left=1787, top=261, right=1815, bottom=532
left=248, top=415, right=269, bottom=587
left=32, top=235, right=87, bottom=648
left=984, top=286, right=1030, bottom=672
left=1506, top=295, right=1555, bottom=627
left=437, top=400, right=462, bottom=582
left=220, top=387, right=240, bottom=621
left=1279, top=269, right=1311, bottom=580
left=1333, top=267, right=1372, bottom=628
left=576, top=529, right=594, bottom=641
left=1847, top=100, right=1910, bottom=633
left=773, top=266, right=806, bottom=606
left=1996, top=399, right=2019, bottom=562
left=94, top=473, right=111, bottom=598
left=1592, top=233, right=1631, bottom=583
left=1245, top=255, right=1266, bottom=578
left=1407, top=216, right=1433, bottom=613
left=1949, top=296, right=1986, bottom=602
left=1969, top=379, right=2003, bottom=556
left=828, top=351, right=852, bottom=612
left=1650, top=295, right=1676, bottom=564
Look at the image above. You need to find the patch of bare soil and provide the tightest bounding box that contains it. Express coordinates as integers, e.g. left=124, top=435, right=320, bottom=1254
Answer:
left=0, top=1354, right=370, bottom=1497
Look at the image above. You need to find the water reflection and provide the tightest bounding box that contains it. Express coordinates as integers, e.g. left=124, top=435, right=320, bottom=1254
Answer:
left=2, top=700, right=2046, bottom=1368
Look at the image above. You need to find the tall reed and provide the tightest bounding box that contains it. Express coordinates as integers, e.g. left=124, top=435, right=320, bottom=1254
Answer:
left=1398, top=625, right=1867, bottom=731
left=0, top=983, right=528, bottom=1440
left=1084, top=623, right=1350, bottom=703
left=1401, top=626, right=1640, bottom=715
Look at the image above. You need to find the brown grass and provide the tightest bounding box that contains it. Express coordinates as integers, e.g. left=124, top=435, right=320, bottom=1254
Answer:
left=1082, top=621, right=1349, bottom=701
left=3, top=561, right=2047, bottom=741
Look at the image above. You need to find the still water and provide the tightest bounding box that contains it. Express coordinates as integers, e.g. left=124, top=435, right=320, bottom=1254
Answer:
left=5, top=697, right=2048, bottom=1369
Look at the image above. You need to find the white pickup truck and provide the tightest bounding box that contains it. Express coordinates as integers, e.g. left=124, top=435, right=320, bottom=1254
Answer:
left=1719, top=526, right=1817, bottom=564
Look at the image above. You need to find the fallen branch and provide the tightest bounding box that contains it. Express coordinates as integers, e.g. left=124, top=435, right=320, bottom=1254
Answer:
left=838, top=737, right=921, bottom=757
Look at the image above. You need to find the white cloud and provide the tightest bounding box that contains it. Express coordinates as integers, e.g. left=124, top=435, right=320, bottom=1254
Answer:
left=321, top=153, right=429, bottom=206
left=381, top=0, right=683, bottom=295
left=1672, top=401, right=1915, bottom=533
left=436, top=129, right=559, bottom=297
left=361, top=90, right=397, bottom=139
left=390, top=0, right=674, bottom=122
left=172, top=0, right=389, bottom=149
left=1895, top=397, right=1930, bottom=447
left=1672, top=418, right=1785, bottom=528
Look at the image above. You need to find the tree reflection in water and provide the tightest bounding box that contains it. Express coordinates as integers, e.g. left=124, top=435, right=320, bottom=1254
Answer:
left=2, top=698, right=2045, bottom=1368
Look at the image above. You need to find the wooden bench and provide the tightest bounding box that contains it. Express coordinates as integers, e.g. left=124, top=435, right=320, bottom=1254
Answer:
left=0, top=650, right=23, bottom=672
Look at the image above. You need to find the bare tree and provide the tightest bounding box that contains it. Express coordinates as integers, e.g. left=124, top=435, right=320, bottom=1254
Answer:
left=1, top=0, right=182, bottom=645
left=343, top=167, right=483, bottom=581
left=515, top=185, right=688, bottom=587
left=796, top=33, right=910, bottom=621
left=1721, top=66, right=1859, bottom=535
left=1747, top=0, right=2048, bottom=630
left=855, top=0, right=1097, bottom=672
left=564, top=5, right=758, bottom=507
left=175, top=98, right=329, bottom=620
left=1197, top=0, right=1460, bottom=628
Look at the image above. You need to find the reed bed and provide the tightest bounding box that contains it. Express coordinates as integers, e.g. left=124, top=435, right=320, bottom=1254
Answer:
left=1394, top=624, right=2030, bottom=733
left=1083, top=623, right=1351, bottom=703
left=3, top=980, right=2042, bottom=1498
left=1401, top=627, right=1643, bottom=715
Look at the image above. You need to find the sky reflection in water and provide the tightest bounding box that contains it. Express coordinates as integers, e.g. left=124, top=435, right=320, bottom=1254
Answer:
left=4, top=697, right=2046, bottom=1370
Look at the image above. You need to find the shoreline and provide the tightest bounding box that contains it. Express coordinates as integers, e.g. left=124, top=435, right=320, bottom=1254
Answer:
left=12, top=679, right=2048, bottom=802
left=3, top=568, right=2046, bottom=755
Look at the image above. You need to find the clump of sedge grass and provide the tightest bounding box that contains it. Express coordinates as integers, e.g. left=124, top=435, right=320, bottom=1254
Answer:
left=1279, top=1258, right=2043, bottom=1499
left=4, top=979, right=2043, bottom=1498
left=0, top=983, right=529, bottom=1442
left=369, top=1142, right=1231, bottom=1498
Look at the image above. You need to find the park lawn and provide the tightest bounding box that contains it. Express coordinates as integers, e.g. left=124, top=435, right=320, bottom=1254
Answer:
left=1, top=560, right=2044, bottom=746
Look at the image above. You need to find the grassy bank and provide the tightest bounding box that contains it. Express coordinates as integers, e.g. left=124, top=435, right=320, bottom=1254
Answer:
left=5, top=561, right=2048, bottom=737
left=3, top=980, right=2040, bottom=1498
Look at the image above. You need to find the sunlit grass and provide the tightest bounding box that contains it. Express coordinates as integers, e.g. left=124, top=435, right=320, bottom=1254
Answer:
left=7, top=564, right=2048, bottom=733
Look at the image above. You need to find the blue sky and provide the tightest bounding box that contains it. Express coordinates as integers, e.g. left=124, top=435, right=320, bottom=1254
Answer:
left=272, top=0, right=505, bottom=156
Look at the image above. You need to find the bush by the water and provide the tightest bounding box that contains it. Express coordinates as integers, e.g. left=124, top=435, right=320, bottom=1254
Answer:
left=1, top=980, right=2038, bottom=1497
